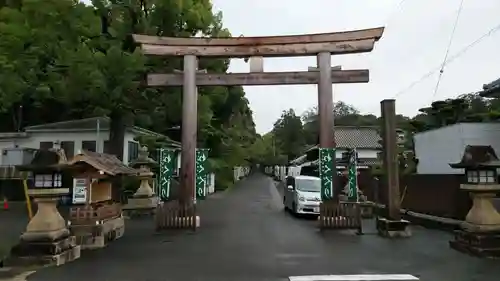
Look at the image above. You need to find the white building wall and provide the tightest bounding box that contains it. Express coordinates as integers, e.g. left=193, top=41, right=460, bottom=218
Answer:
left=335, top=148, right=378, bottom=159
left=0, top=130, right=140, bottom=165
left=414, top=123, right=500, bottom=174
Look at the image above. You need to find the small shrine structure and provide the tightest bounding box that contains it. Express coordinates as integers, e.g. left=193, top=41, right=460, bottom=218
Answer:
left=66, top=150, right=142, bottom=249
left=449, top=145, right=500, bottom=257
left=123, top=146, right=159, bottom=217
left=5, top=148, right=80, bottom=267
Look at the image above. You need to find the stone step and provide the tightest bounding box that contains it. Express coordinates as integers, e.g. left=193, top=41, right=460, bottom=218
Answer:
left=4, top=245, right=80, bottom=267
left=450, top=239, right=500, bottom=258
left=10, top=236, right=76, bottom=256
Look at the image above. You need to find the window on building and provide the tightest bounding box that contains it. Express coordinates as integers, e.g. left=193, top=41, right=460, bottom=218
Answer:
left=82, top=141, right=96, bottom=152
left=103, top=141, right=112, bottom=154
left=60, top=141, right=74, bottom=159
left=128, top=141, right=139, bottom=162
left=39, top=142, right=53, bottom=150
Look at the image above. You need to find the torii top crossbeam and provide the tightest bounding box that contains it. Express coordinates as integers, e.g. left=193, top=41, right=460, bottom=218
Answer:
left=133, top=27, right=384, bottom=57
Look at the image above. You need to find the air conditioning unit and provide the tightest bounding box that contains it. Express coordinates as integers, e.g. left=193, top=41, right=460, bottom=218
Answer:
left=1, top=147, right=37, bottom=166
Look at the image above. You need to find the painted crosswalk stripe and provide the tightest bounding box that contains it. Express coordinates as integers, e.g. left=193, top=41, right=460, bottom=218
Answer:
left=289, top=274, right=419, bottom=281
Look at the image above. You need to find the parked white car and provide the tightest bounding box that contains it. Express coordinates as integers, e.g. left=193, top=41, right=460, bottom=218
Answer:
left=283, top=175, right=321, bottom=215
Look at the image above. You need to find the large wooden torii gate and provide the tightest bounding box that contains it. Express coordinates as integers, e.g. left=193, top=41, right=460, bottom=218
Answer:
left=133, top=26, right=384, bottom=229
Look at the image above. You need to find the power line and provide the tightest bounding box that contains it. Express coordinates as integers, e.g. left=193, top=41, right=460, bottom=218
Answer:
left=393, top=21, right=500, bottom=99
left=384, top=0, right=409, bottom=25
left=431, top=0, right=466, bottom=102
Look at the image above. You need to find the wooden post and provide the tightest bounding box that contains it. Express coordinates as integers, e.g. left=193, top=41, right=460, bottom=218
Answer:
left=180, top=55, right=198, bottom=204
left=317, top=52, right=335, bottom=148
left=380, top=99, right=401, bottom=220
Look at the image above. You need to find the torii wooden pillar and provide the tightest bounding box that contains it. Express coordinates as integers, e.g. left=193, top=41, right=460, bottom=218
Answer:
left=133, top=27, right=384, bottom=229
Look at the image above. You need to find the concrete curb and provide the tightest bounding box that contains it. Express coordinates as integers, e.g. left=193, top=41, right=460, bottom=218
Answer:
left=0, top=268, right=36, bottom=281
left=374, top=204, right=462, bottom=232
left=402, top=211, right=461, bottom=232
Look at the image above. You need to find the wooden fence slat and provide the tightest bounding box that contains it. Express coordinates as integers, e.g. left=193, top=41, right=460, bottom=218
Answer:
left=155, top=200, right=197, bottom=230
left=319, top=201, right=362, bottom=233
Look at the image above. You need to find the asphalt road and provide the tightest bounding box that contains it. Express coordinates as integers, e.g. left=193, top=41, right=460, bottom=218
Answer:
left=26, top=173, right=500, bottom=281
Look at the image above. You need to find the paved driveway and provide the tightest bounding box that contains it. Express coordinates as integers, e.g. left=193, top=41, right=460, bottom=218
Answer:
left=27, top=174, right=500, bottom=281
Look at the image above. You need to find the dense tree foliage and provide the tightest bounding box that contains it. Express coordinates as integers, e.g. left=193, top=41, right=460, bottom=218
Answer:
left=0, top=0, right=256, bottom=190
left=256, top=92, right=500, bottom=170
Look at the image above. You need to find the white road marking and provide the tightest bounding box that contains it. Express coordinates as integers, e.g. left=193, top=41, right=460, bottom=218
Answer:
left=289, top=274, right=419, bottom=281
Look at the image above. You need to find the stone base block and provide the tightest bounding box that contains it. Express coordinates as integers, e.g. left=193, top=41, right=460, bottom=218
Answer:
left=20, top=228, right=70, bottom=242
left=377, top=217, right=412, bottom=238
left=461, top=221, right=500, bottom=232
left=123, top=196, right=157, bottom=213
left=450, top=229, right=500, bottom=258
left=123, top=207, right=156, bottom=218
left=70, top=216, right=125, bottom=250
left=360, top=202, right=374, bottom=219
left=4, top=236, right=80, bottom=267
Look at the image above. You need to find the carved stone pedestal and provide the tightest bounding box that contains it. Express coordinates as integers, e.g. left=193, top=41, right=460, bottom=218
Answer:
left=123, top=196, right=158, bottom=217
left=377, top=217, right=412, bottom=238
left=449, top=185, right=500, bottom=257
left=4, top=198, right=81, bottom=267
left=123, top=178, right=158, bottom=217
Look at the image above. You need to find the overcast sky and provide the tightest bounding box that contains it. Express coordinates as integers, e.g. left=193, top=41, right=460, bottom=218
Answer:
left=81, top=0, right=500, bottom=134
left=210, top=0, right=500, bottom=133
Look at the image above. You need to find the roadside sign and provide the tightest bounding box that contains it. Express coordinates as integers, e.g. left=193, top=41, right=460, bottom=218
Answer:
left=158, top=148, right=177, bottom=201
left=347, top=148, right=359, bottom=202
left=319, top=148, right=336, bottom=200
left=195, top=148, right=210, bottom=199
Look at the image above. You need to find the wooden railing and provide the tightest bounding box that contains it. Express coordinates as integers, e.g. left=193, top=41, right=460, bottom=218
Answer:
left=319, top=201, right=362, bottom=233
left=155, top=200, right=197, bottom=230
left=69, top=202, right=121, bottom=225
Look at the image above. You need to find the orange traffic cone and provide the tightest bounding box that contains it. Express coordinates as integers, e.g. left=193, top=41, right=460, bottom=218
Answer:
left=3, top=197, right=9, bottom=210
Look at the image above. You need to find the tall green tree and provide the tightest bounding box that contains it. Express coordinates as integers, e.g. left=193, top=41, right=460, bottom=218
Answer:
left=272, top=109, right=306, bottom=161
left=0, top=0, right=258, bottom=191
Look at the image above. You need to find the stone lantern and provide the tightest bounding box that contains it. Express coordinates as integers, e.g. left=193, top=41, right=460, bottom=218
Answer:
left=5, top=148, right=80, bottom=266
left=123, top=146, right=158, bottom=216
left=449, top=145, right=500, bottom=257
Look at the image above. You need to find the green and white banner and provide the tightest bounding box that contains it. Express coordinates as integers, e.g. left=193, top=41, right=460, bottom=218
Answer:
left=158, top=148, right=177, bottom=201
left=347, top=149, right=359, bottom=202
left=195, top=148, right=210, bottom=199
left=319, top=148, right=336, bottom=200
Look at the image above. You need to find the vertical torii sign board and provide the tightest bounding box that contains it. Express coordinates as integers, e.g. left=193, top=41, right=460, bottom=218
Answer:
left=133, top=27, right=384, bottom=230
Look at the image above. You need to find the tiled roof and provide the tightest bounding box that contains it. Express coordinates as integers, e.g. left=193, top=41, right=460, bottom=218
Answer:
left=480, top=77, right=500, bottom=97
left=68, top=150, right=142, bottom=176
left=23, top=117, right=180, bottom=148
left=306, top=126, right=381, bottom=150
left=334, top=127, right=381, bottom=148
left=25, top=117, right=111, bottom=131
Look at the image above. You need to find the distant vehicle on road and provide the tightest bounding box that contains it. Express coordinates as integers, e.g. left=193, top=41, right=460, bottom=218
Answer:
left=283, top=175, right=321, bottom=216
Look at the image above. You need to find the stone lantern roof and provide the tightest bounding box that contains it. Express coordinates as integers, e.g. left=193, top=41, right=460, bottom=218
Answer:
left=16, top=148, right=68, bottom=173
left=449, top=145, right=500, bottom=169
left=129, top=146, right=158, bottom=168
